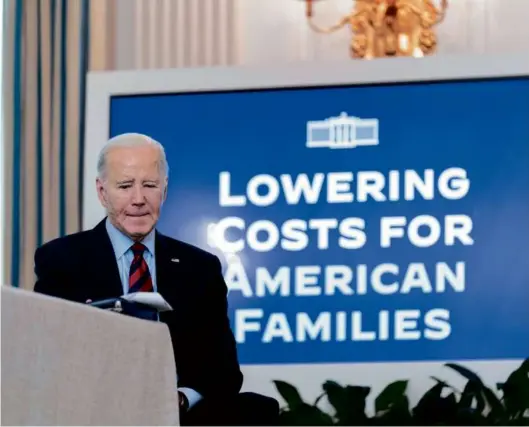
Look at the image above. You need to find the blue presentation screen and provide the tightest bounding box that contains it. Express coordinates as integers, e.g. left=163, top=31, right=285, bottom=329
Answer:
left=109, top=77, right=529, bottom=365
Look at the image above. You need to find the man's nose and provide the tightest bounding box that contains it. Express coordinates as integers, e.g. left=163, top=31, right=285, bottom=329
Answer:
left=131, top=185, right=145, bottom=205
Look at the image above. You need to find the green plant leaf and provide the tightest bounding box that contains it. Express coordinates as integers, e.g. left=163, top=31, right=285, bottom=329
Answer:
left=279, top=403, right=334, bottom=426
left=498, top=358, right=529, bottom=420
left=344, top=385, right=370, bottom=410
left=482, top=385, right=506, bottom=422
left=447, top=362, right=509, bottom=423
left=375, top=380, right=412, bottom=425
left=448, top=363, right=496, bottom=421
left=273, top=380, right=304, bottom=410
left=322, top=380, right=346, bottom=412
left=414, top=382, right=474, bottom=425
left=445, top=392, right=458, bottom=407
left=375, top=396, right=412, bottom=426
left=445, top=363, right=484, bottom=384
left=431, top=375, right=460, bottom=394
left=441, top=392, right=460, bottom=424
left=375, top=380, right=408, bottom=414
left=313, top=392, right=326, bottom=407
left=506, top=417, right=529, bottom=426
left=343, top=386, right=371, bottom=425
left=413, top=382, right=445, bottom=423
left=322, top=381, right=370, bottom=425
left=459, top=380, right=486, bottom=413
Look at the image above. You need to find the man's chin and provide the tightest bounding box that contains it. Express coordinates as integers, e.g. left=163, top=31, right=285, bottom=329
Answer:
left=126, top=228, right=153, bottom=240
left=124, top=219, right=154, bottom=239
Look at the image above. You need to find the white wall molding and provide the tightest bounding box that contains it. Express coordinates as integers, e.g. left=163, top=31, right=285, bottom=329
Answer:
left=98, top=0, right=529, bottom=70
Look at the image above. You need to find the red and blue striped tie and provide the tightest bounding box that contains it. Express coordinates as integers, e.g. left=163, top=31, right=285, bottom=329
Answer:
left=129, top=243, right=154, bottom=294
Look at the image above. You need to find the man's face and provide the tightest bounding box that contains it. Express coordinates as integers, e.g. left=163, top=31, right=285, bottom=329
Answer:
left=96, top=144, right=168, bottom=241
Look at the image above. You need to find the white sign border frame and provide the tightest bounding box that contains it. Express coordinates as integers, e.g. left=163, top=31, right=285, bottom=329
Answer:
left=83, top=52, right=529, bottom=229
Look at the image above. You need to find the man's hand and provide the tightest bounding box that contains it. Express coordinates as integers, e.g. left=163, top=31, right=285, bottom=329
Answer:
left=178, top=391, right=189, bottom=412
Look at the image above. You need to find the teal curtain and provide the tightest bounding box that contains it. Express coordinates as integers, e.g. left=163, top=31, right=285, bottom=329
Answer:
left=3, top=0, right=90, bottom=289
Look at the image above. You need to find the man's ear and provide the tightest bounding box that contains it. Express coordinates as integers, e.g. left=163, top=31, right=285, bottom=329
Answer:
left=163, top=178, right=169, bottom=202
left=96, top=177, right=107, bottom=208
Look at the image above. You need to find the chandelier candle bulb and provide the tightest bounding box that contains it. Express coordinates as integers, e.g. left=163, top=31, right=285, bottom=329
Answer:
left=306, top=0, right=313, bottom=17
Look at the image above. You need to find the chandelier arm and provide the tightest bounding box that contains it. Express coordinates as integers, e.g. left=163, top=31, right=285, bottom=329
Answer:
left=307, top=15, right=349, bottom=34
left=435, top=0, right=449, bottom=23
left=401, top=0, right=448, bottom=26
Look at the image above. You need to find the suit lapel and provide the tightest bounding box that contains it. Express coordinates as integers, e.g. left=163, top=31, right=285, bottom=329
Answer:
left=89, top=219, right=123, bottom=298
left=155, top=232, right=184, bottom=307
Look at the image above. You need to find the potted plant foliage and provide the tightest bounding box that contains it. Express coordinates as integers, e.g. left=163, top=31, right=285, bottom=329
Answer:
left=274, top=358, right=529, bottom=425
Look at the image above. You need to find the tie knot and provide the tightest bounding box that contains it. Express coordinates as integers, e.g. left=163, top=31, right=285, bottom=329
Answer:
left=131, top=242, right=146, bottom=257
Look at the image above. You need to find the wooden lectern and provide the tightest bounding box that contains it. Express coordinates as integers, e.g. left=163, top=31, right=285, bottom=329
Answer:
left=1, top=286, right=180, bottom=426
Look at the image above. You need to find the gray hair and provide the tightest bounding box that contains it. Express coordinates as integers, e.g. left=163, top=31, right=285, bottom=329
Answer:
left=97, top=133, right=169, bottom=180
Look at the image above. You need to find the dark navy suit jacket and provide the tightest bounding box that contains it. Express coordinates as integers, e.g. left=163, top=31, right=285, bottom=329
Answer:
left=33, top=218, right=243, bottom=400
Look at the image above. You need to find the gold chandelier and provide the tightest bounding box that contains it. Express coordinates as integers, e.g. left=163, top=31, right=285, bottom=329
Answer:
left=306, top=0, right=448, bottom=59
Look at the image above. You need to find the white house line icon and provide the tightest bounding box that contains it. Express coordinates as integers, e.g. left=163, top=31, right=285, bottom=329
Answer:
left=306, top=112, right=379, bottom=149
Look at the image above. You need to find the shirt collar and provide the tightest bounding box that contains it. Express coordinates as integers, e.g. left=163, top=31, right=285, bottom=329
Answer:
left=105, top=217, right=156, bottom=260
